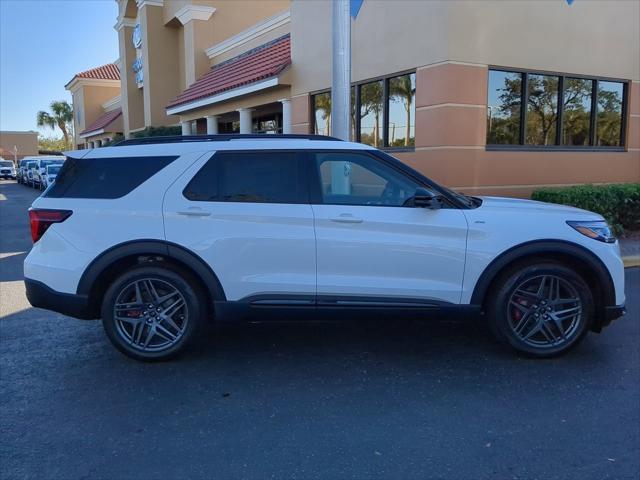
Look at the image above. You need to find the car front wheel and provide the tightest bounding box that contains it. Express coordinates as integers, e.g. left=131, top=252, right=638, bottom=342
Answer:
left=488, top=262, right=593, bottom=358
left=101, top=266, right=203, bottom=361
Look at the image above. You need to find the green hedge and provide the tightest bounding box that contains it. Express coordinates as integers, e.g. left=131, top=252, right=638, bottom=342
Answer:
left=531, top=184, right=640, bottom=235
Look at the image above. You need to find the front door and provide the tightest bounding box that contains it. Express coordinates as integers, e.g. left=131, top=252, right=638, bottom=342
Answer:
left=309, top=151, right=468, bottom=305
left=163, top=150, right=316, bottom=302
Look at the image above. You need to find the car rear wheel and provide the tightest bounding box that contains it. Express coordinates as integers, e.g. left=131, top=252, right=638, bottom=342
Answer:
left=488, top=262, right=593, bottom=358
left=102, top=266, right=203, bottom=361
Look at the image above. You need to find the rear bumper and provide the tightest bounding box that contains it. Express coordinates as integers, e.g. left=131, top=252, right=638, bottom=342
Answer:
left=24, top=278, right=94, bottom=320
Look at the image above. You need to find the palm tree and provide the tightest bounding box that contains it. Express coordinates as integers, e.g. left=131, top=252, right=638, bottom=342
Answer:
left=37, top=101, right=73, bottom=149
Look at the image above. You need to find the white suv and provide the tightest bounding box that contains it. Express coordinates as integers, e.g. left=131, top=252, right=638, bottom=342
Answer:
left=24, top=135, right=626, bottom=361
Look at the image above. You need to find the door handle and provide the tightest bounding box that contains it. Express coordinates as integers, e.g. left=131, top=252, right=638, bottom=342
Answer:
left=177, top=208, right=211, bottom=217
left=330, top=214, right=363, bottom=224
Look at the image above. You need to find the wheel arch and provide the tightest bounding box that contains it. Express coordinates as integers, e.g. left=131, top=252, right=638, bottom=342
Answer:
left=470, top=240, right=615, bottom=325
left=77, top=240, right=226, bottom=319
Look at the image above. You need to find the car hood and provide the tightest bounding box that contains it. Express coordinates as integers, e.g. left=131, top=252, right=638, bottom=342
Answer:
left=477, top=196, right=602, bottom=219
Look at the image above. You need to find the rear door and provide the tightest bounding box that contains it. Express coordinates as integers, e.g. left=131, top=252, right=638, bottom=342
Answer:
left=309, top=150, right=468, bottom=305
left=163, top=150, right=317, bottom=303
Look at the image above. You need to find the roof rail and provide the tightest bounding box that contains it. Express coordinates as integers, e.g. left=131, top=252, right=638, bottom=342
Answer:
left=115, top=134, right=343, bottom=146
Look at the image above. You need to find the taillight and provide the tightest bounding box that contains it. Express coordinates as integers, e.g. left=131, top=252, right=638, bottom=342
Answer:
left=29, top=209, right=72, bottom=243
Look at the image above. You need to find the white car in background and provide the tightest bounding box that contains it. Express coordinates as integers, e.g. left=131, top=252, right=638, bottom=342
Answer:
left=0, top=159, right=17, bottom=179
left=34, top=157, right=65, bottom=189
left=41, top=164, right=63, bottom=189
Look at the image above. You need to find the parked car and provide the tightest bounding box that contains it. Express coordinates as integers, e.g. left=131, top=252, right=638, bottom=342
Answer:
left=24, top=134, right=626, bottom=361
left=0, top=159, right=17, bottom=179
left=34, top=157, right=65, bottom=189
left=40, top=164, right=62, bottom=189
left=17, top=159, right=29, bottom=184
left=25, top=161, right=38, bottom=187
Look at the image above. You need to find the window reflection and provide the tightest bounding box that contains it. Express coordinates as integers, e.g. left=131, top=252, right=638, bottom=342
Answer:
left=313, top=92, right=332, bottom=136
left=526, top=74, right=559, bottom=145
left=596, top=81, right=623, bottom=147
left=388, top=73, right=415, bottom=147
left=360, top=80, right=384, bottom=147
left=563, top=78, right=592, bottom=146
left=487, top=70, right=522, bottom=144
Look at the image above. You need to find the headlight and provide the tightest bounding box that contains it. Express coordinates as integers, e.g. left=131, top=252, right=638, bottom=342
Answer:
left=567, top=220, right=615, bottom=243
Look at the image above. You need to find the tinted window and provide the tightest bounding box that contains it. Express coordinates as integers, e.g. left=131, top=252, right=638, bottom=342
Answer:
left=388, top=73, right=416, bottom=147
left=314, top=152, right=421, bottom=207
left=313, top=92, right=332, bottom=137
left=487, top=70, right=523, bottom=144
left=563, top=78, right=593, bottom=146
left=183, top=152, right=306, bottom=204
left=596, top=81, right=624, bottom=147
left=526, top=74, right=559, bottom=145
left=44, top=156, right=177, bottom=199
left=360, top=80, right=384, bottom=147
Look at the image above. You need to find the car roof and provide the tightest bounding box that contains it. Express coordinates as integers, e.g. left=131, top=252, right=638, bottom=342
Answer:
left=73, top=138, right=376, bottom=159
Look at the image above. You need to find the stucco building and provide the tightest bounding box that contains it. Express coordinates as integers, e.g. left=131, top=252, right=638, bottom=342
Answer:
left=0, top=131, right=38, bottom=161
left=69, top=0, right=640, bottom=196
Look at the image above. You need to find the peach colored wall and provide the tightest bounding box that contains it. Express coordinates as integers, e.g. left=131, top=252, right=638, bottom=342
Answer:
left=0, top=132, right=38, bottom=158
left=291, top=94, right=310, bottom=133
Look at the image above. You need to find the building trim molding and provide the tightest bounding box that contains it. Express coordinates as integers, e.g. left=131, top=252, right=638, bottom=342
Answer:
left=175, top=5, right=216, bottom=25
left=416, top=103, right=486, bottom=111
left=166, top=77, right=280, bottom=115
left=205, top=10, right=290, bottom=59
left=417, top=60, right=488, bottom=71
left=79, top=128, right=105, bottom=139
left=415, top=146, right=485, bottom=151
left=114, top=16, right=136, bottom=31
left=65, top=77, right=121, bottom=93
left=102, top=95, right=122, bottom=111
left=136, top=0, right=163, bottom=8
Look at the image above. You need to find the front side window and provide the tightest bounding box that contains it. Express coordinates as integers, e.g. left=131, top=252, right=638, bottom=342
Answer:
left=314, top=152, right=421, bottom=207
left=184, top=152, right=306, bottom=204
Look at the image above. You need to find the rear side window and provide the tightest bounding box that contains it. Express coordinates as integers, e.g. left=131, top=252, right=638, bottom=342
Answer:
left=183, top=151, right=307, bottom=204
left=44, top=156, right=177, bottom=199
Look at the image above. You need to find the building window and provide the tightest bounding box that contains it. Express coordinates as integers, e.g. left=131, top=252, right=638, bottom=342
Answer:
left=487, top=68, right=627, bottom=149
left=311, top=71, right=416, bottom=149
left=487, top=70, right=522, bottom=145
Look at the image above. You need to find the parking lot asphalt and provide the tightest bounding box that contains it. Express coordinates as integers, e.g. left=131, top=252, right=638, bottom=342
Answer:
left=1, top=179, right=639, bottom=480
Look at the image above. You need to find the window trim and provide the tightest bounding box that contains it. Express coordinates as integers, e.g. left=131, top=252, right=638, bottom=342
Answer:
left=486, top=65, right=629, bottom=151
left=181, top=150, right=311, bottom=205
left=310, top=69, right=417, bottom=151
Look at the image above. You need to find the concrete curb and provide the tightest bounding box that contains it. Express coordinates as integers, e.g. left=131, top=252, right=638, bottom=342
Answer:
left=623, top=255, right=640, bottom=268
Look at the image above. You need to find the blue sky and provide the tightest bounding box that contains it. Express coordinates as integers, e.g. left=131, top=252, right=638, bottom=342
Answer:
left=0, top=0, right=119, bottom=136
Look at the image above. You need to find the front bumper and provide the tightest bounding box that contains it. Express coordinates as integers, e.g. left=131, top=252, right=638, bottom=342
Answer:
left=25, top=278, right=94, bottom=320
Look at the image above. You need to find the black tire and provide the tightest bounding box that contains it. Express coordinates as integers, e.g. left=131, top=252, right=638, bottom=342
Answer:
left=101, top=265, right=204, bottom=361
left=487, top=262, right=593, bottom=358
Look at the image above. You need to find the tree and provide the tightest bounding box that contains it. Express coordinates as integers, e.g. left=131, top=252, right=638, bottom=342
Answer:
left=37, top=101, right=73, bottom=149
left=389, top=75, right=416, bottom=146
left=38, top=135, right=66, bottom=153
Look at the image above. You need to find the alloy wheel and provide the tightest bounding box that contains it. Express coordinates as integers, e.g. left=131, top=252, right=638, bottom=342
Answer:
left=113, top=278, right=189, bottom=352
left=507, top=274, right=583, bottom=349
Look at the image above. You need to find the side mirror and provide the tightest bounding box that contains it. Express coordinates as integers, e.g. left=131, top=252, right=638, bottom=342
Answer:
left=405, top=187, right=442, bottom=209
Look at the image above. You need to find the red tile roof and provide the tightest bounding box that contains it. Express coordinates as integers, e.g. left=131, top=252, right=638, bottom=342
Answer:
left=80, top=108, right=122, bottom=136
left=167, top=34, right=291, bottom=110
left=66, top=63, right=120, bottom=88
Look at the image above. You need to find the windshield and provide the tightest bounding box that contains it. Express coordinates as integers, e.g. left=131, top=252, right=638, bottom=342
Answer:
left=27, top=162, right=36, bottom=169
left=47, top=166, right=61, bottom=174
left=40, top=160, right=62, bottom=167
left=0, top=161, right=13, bottom=167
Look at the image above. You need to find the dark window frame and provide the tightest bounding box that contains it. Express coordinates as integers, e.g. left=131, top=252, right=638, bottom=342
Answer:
left=310, top=69, right=417, bottom=152
left=486, top=66, right=629, bottom=152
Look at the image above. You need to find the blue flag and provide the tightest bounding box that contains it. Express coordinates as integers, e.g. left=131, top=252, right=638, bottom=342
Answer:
left=351, top=0, right=364, bottom=18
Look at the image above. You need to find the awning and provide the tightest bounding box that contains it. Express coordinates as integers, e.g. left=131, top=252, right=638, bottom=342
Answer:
left=79, top=108, right=123, bottom=138
left=166, top=34, right=291, bottom=115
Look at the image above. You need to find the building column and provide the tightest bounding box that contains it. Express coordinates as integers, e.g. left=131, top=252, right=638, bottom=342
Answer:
left=237, top=108, right=253, bottom=134
left=181, top=121, right=192, bottom=136
left=206, top=115, right=218, bottom=135
left=279, top=98, right=292, bottom=134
